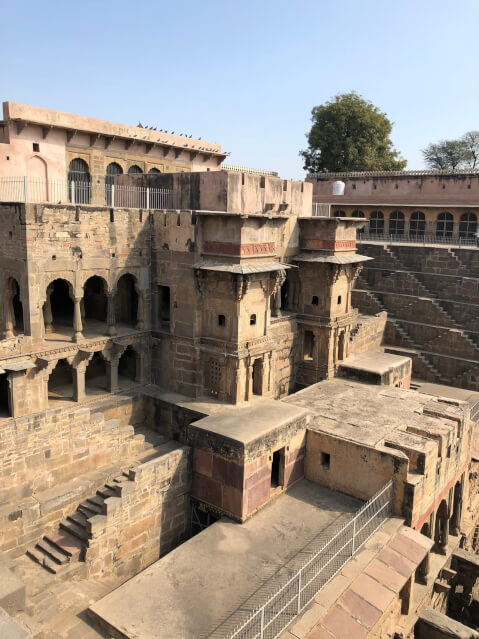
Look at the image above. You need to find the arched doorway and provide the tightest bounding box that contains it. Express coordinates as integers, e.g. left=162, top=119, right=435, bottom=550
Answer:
left=115, top=274, right=138, bottom=326
left=118, top=346, right=137, bottom=383
left=105, top=162, right=123, bottom=205
left=27, top=155, right=48, bottom=202
left=68, top=158, right=91, bottom=204
left=389, top=211, right=405, bottom=236
left=85, top=352, right=107, bottom=395
left=0, top=373, right=10, bottom=417
left=128, top=165, right=143, bottom=174
left=410, top=211, right=425, bottom=237
left=459, top=212, right=477, bottom=239
left=5, top=278, right=23, bottom=337
left=83, top=276, right=108, bottom=328
left=434, top=499, right=449, bottom=553
left=252, top=358, right=263, bottom=396
left=352, top=210, right=365, bottom=237
left=45, top=279, right=74, bottom=335
left=436, top=212, right=454, bottom=239
left=369, top=211, right=384, bottom=235
left=48, top=359, right=74, bottom=403
left=148, top=167, right=161, bottom=174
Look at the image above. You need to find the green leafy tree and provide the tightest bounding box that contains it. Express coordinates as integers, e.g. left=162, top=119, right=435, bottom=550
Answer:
left=461, top=131, right=479, bottom=168
left=422, top=139, right=468, bottom=170
left=300, top=92, right=406, bottom=173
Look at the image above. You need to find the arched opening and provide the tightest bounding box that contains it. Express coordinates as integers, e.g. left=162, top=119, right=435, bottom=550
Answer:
left=105, top=162, right=123, bottom=205
left=45, top=279, right=74, bottom=334
left=115, top=274, right=138, bottom=326
left=369, top=211, right=384, bottom=235
left=118, top=346, right=137, bottom=383
left=333, top=210, right=345, bottom=217
left=128, top=165, right=143, bottom=174
left=85, top=352, right=108, bottom=395
left=148, top=167, right=161, bottom=174
left=459, top=212, right=477, bottom=239
left=436, top=212, right=454, bottom=239
left=352, top=210, right=365, bottom=237
left=83, top=276, right=108, bottom=328
left=410, top=211, right=426, bottom=237
left=389, top=211, right=405, bottom=235
left=48, top=358, right=74, bottom=403
left=420, top=521, right=431, bottom=538
left=27, top=155, right=48, bottom=201
left=5, top=278, right=23, bottom=336
left=434, top=499, right=449, bottom=553
left=451, top=480, right=463, bottom=535
left=68, top=158, right=91, bottom=204
left=0, top=373, right=10, bottom=417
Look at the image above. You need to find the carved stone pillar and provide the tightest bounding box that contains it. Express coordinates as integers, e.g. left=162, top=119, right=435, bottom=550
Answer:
left=43, top=290, right=53, bottom=334
left=4, top=296, right=15, bottom=339
left=107, top=293, right=117, bottom=336
left=451, top=486, right=463, bottom=536
left=136, top=290, right=144, bottom=330
left=417, top=552, right=430, bottom=585
left=106, top=357, right=119, bottom=393
left=73, top=363, right=86, bottom=402
left=73, top=297, right=84, bottom=342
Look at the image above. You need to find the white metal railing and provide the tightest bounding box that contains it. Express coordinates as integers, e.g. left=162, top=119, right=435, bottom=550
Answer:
left=0, top=176, right=174, bottom=210
left=222, top=164, right=279, bottom=177
left=312, top=202, right=331, bottom=217
left=217, top=480, right=393, bottom=639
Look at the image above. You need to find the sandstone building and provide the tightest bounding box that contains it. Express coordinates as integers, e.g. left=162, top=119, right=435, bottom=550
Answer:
left=0, top=104, right=478, bottom=639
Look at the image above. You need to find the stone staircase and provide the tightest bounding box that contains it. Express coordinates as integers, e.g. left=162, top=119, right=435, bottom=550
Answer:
left=26, top=427, right=167, bottom=575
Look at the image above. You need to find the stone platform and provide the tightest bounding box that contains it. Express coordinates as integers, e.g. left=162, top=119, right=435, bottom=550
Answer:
left=89, top=480, right=362, bottom=639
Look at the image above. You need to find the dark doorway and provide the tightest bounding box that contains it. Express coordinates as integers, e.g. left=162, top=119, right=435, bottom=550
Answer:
left=0, top=373, right=10, bottom=417
left=10, top=279, right=23, bottom=334
left=158, top=285, right=170, bottom=330
left=116, top=274, right=138, bottom=325
left=252, top=358, right=263, bottom=396
left=85, top=352, right=107, bottom=394
left=48, top=359, right=74, bottom=402
left=271, top=448, right=285, bottom=489
left=84, top=276, right=107, bottom=323
left=118, top=346, right=137, bottom=382
left=49, top=279, right=74, bottom=330
left=304, top=330, right=314, bottom=360
left=338, top=331, right=346, bottom=361
left=280, top=279, right=289, bottom=310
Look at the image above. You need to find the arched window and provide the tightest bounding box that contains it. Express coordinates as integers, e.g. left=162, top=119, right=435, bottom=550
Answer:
left=459, top=212, right=477, bottom=239
left=436, top=212, right=454, bottom=239
left=128, top=165, right=143, bottom=174
left=148, top=167, right=161, bottom=174
left=83, top=276, right=108, bottom=324
left=333, top=210, right=345, bottom=217
left=369, top=211, right=384, bottom=235
left=105, top=162, right=123, bottom=205
left=389, top=211, right=405, bottom=236
left=351, top=210, right=364, bottom=218
left=410, top=211, right=425, bottom=237
left=68, top=158, right=91, bottom=204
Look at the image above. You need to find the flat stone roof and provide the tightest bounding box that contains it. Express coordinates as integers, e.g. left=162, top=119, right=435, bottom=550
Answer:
left=339, top=351, right=411, bottom=376
left=188, top=398, right=309, bottom=445
left=284, top=379, right=465, bottom=449
left=89, top=481, right=361, bottom=639
left=412, top=380, right=479, bottom=408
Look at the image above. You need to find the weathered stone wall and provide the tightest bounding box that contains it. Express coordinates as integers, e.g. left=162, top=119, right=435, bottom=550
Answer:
left=85, top=442, right=191, bottom=579
left=0, top=394, right=147, bottom=557
left=348, top=312, right=386, bottom=355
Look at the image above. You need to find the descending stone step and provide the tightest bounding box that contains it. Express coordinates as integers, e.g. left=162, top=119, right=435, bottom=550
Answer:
left=77, top=501, right=103, bottom=517
left=66, top=511, right=88, bottom=529
left=45, top=530, right=83, bottom=559
left=25, top=548, right=58, bottom=574
left=59, top=520, right=88, bottom=542
left=97, top=486, right=117, bottom=499
left=87, top=495, right=106, bottom=509
left=35, top=539, right=69, bottom=565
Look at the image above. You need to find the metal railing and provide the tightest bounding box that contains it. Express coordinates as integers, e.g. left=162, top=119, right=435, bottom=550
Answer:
left=0, top=176, right=174, bottom=209
left=356, top=231, right=478, bottom=247
left=219, top=480, right=393, bottom=639
left=222, top=164, right=279, bottom=177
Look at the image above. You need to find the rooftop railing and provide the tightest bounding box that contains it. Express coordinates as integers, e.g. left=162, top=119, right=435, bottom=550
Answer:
left=356, top=231, right=479, bottom=247
left=222, top=164, right=279, bottom=177
left=0, top=176, right=174, bottom=209
left=213, top=480, right=393, bottom=639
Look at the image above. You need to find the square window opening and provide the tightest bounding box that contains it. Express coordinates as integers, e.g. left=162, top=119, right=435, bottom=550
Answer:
left=218, top=314, right=226, bottom=327
left=250, top=314, right=256, bottom=326
left=337, top=295, right=342, bottom=304
left=32, top=143, right=40, bottom=152
left=271, top=448, right=285, bottom=488
left=311, top=296, right=319, bottom=305
left=321, top=452, right=330, bottom=469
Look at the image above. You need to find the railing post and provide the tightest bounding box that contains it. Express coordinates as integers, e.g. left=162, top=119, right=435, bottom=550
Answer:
left=260, top=607, right=265, bottom=639
left=111, top=185, right=115, bottom=208
left=351, top=517, right=356, bottom=556
left=297, top=570, right=302, bottom=614
left=146, top=187, right=150, bottom=209
left=23, top=176, right=28, bottom=203
left=71, top=180, right=76, bottom=205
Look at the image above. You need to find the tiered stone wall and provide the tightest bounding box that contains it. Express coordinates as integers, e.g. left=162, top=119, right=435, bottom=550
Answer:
left=354, top=243, right=479, bottom=389
left=85, top=442, right=191, bottom=578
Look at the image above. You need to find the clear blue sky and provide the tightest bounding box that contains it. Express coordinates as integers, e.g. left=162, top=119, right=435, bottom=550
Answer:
left=2, top=0, right=478, bottom=179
